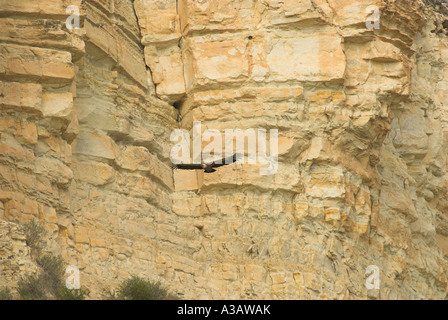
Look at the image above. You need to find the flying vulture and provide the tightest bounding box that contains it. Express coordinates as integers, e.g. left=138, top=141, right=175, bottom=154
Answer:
left=173, top=154, right=240, bottom=173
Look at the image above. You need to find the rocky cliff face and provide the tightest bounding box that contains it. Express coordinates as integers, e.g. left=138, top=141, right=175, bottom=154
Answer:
left=0, top=0, right=447, bottom=299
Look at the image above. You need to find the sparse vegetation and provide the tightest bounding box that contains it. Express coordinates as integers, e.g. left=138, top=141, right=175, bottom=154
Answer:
left=0, top=288, right=13, bottom=300
left=110, top=276, right=177, bottom=300
left=17, top=274, right=46, bottom=300
left=36, top=254, right=65, bottom=295
left=16, top=253, right=87, bottom=300
left=15, top=220, right=87, bottom=300
left=23, top=219, right=46, bottom=256
left=7, top=221, right=176, bottom=300
left=56, top=287, right=86, bottom=300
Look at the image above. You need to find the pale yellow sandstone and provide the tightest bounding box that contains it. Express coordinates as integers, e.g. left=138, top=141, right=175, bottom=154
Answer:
left=0, top=0, right=447, bottom=301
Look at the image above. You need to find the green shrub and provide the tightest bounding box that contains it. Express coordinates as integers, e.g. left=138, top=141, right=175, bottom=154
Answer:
left=37, top=254, right=65, bottom=294
left=18, top=219, right=87, bottom=300
left=23, top=219, right=46, bottom=255
left=56, top=287, right=86, bottom=300
left=113, top=276, right=177, bottom=300
left=0, top=288, right=13, bottom=300
left=17, top=275, right=46, bottom=300
left=17, top=254, right=85, bottom=300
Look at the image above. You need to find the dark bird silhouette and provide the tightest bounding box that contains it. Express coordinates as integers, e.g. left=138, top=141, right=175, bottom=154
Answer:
left=173, top=154, right=240, bottom=173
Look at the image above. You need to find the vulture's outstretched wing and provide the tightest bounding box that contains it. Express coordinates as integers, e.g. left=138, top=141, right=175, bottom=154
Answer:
left=173, top=154, right=240, bottom=172
left=210, top=153, right=239, bottom=168
left=173, top=163, right=205, bottom=170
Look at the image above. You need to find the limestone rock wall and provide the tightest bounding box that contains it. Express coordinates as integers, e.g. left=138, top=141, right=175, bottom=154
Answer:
left=0, top=220, right=37, bottom=289
left=0, top=0, right=447, bottom=299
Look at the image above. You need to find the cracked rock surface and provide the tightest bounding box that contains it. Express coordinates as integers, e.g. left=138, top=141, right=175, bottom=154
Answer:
left=0, top=0, right=447, bottom=299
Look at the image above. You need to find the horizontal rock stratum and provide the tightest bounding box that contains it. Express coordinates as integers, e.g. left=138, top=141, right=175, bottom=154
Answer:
left=0, top=0, right=447, bottom=299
